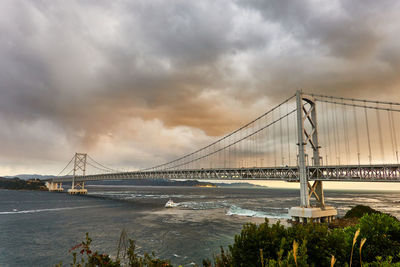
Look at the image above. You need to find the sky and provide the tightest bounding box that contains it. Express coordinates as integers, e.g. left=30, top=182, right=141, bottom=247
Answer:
left=1, top=0, right=400, bottom=176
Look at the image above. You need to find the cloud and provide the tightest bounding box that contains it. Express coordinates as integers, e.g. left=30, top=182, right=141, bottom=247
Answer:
left=0, top=0, right=399, bottom=175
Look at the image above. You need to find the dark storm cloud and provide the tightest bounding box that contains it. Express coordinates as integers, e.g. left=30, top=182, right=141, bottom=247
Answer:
left=239, top=0, right=383, bottom=59
left=0, top=0, right=399, bottom=174
left=237, top=0, right=400, bottom=97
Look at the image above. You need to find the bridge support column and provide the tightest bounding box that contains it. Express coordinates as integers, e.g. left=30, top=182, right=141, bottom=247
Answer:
left=45, top=182, right=64, bottom=192
left=308, top=180, right=324, bottom=207
left=289, top=91, right=337, bottom=223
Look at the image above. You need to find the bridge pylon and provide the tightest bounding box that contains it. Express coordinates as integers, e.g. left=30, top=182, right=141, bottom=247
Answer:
left=289, top=91, right=337, bottom=223
left=68, top=153, right=88, bottom=195
left=45, top=181, right=64, bottom=192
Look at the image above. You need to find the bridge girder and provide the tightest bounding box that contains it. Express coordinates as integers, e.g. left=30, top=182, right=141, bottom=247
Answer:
left=51, top=164, right=400, bottom=183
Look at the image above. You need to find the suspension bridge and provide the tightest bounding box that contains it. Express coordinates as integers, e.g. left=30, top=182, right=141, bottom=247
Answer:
left=47, top=91, right=400, bottom=222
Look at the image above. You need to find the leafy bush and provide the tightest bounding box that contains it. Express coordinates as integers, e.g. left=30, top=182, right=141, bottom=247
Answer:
left=344, top=205, right=383, bottom=219
left=357, top=213, right=400, bottom=263
left=212, top=212, right=400, bottom=267
left=227, top=219, right=349, bottom=267
left=229, top=220, right=288, bottom=266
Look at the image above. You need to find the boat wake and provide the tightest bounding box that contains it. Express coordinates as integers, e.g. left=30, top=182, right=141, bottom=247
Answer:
left=178, top=200, right=230, bottom=210
left=165, top=199, right=179, bottom=208
left=0, top=205, right=112, bottom=215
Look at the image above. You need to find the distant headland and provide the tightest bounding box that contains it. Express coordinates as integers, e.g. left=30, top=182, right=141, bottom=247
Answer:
left=0, top=177, right=47, bottom=191
left=0, top=176, right=267, bottom=191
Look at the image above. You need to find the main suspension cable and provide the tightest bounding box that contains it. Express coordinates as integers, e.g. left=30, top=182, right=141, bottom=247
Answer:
left=163, top=109, right=297, bottom=170
left=141, top=94, right=296, bottom=171
left=315, top=98, right=400, bottom=112
left=57, top=156, right=75, bottom=176
left=310, top=93, right=400, bottom=106
left=87, top=155, right=119, bottom=172
left=86, top=162, right=115, bottom=173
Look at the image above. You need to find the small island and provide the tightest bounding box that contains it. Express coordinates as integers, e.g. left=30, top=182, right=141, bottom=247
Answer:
left=0, top=177, right=47, bottom=191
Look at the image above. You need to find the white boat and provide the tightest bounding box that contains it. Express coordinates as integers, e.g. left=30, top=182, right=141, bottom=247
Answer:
left=165, top=199, right=177, bottom=208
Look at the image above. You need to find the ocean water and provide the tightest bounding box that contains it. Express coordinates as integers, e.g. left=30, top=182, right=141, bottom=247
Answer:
left=0, top=186, right=399, bottom=267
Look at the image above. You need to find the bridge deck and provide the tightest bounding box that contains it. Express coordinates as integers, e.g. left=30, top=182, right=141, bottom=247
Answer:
left=51, top=164, right=400, bottom=182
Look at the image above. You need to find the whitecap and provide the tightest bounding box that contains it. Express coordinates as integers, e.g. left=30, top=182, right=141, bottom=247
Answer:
left=226, top=205, right=290, bottom=219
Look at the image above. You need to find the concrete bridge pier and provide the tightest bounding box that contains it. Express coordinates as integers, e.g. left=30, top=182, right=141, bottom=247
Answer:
left=67, top=181, right=87, bottom=194
left=289, top=205, right=337, bottom=223
left=289, top=91, right=337, bottom=223
left=45, top=182, right=64, bottom=192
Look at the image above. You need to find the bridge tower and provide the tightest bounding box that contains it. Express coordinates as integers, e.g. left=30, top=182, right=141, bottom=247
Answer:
left=289, top=91, right=337, bottom=223
left=67, top=153, right=88, bottom=194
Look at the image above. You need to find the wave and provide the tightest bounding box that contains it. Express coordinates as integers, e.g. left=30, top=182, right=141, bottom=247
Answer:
left=226, top=205, right=290, bottom=219
left=0, top=205, right=112, bottom=215
left=329, top=197, right=382, bottom=203
left=178, top=201, right=230, bottom=210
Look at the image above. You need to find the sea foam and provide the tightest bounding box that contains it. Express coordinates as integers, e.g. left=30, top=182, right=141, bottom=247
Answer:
left=226, top=205, right=290, bottom=219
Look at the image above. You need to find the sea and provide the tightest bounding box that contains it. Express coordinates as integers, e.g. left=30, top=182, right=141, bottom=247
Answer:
left=1, top=185, right=400, bottom=267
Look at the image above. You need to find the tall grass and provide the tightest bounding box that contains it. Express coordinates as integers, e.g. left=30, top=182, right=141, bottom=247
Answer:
left=350, top=228, right=360, bottom=267
left=293, top=240, right=298, bottom=267
left=360, top=238, right=367, bottom=267
left=330, top=255, right=336, bottom=267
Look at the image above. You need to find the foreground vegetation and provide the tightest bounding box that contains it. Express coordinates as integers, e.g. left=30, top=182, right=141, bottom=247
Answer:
left=56, top=206, right=400, bottom=267
left=213, top=212, right=400, bottom=266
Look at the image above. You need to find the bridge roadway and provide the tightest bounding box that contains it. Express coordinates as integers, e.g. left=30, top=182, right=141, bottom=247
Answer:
left=51, top=164, right=400, bottom=183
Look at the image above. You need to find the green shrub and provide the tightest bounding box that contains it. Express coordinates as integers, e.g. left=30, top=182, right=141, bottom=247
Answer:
left=357, top=213, right=400, bottom=263
left=227, top=220, right=347, bottom=267
left=344, top=205, right=382, bottom=219
left=229, top=219, right=288, bottom=267
left=215, top=212, right=400, bottom=267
